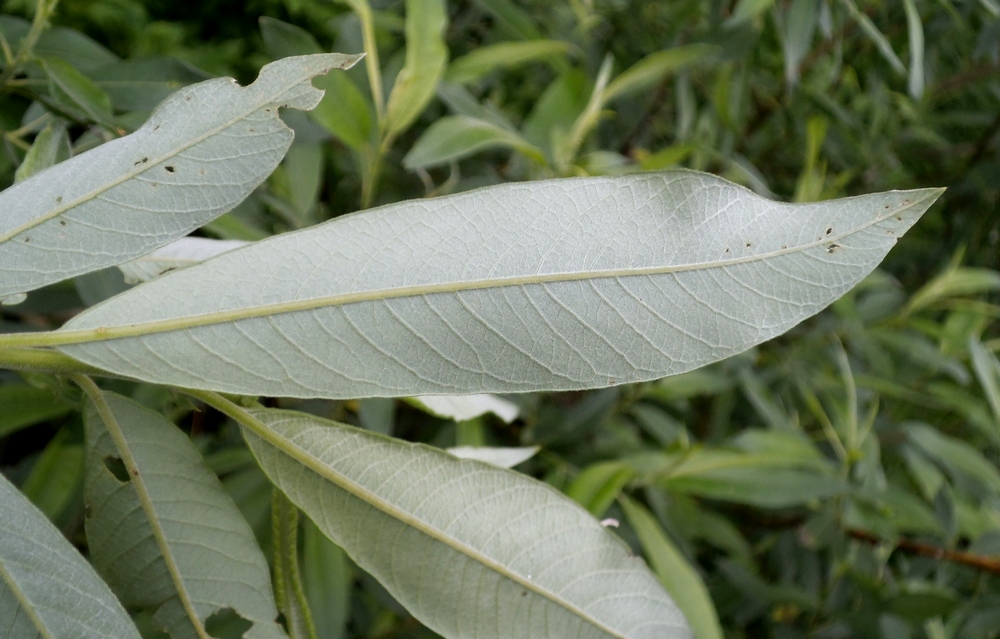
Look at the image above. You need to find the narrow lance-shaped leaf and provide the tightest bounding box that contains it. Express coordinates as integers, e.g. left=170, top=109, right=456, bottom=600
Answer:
left=82, top=388, right=286, bottom=639
left=229, top=403, right=692, bottom=638
left=620, top=498, right=724, bottom=639
left=0, top=471, right=141, bottom=639
left=0, top=52, right=360, bottom=297
left=116, top=236, right=249, bottom=283
left=404, top=115, right=545, bottom=169
left=383, top=0, right=448, bottom=138
left=55, top=172, right=943, bottom=399
left=444, top=39, right=572, bottom=84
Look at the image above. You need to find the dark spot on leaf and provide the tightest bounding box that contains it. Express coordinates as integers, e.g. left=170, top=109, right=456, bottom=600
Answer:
left=103, top=456, right=130, bottom=482
left=724, top=247, right=730, bottom=253
left=782, top=245, right=787, bottom=249
left=165, top=165, right=175, bottom=173
left=154, top=124, right=160, bottom=131
left=22, top=237, right=29, bottom=242
left=825, top=227, right=832, bottom=235
left=199, top=168, right=206, bottom=175
left=896, top=216, right=902, bottom=221
left=55, top=196, right=62, bottom=204
left=827, top=243, right=841, bottom=254
left=745, top=242, right=752, bottom=248
left=249, top=127, right=255, bottom=132
left=884, top=205, right=890, bottom=209
left=133, top=157, right=148, bottom=166
left=59, top=220, right=66, bottom=226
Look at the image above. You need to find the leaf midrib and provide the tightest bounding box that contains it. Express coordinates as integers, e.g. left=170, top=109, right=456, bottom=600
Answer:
left=48, top=192, right=936, bottom=347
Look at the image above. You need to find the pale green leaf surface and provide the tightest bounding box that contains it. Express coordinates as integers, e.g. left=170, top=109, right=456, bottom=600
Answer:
left=404, top=115, right=543, bottom=168
left=0, top=471, right=141, bottom=639
left=445, top=40, right=572, bottom=84
left=383, top=0, right=448, bottom=137
left=240, top=408, right=691, bottom=638
left=447, top=445, right=539, bottom=468
left=0, top=53, right=360, bottom=297
left=57, top=172, right=942, bottom=399
left=117, top=237, right=249, bottom=283
left=409, top=393, right=520, bottom=422
left=83, top=391, right=285, bottom=639
left=621, top=499, right=723, bottom=639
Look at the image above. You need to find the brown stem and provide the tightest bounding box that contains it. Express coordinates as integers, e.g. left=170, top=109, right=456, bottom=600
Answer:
left=848, top=528, right=1000, bottom=574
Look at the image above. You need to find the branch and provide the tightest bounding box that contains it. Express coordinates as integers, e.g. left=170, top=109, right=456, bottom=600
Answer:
left=848, top=528, right=1000, bottom=574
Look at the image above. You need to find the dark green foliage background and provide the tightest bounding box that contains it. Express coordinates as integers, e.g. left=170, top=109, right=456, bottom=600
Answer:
left=1, top=1, right=999, bottom=638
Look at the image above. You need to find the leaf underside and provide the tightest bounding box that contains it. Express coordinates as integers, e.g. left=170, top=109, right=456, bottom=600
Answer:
left=83, top=392, right=284, bottom=639
left=0, top=53, right=360, bottom=297
left=58, top=171, right=942, bottom=399
left=242, top=408, right=691, bottom=638
left=0, top=472, right=140, bottom=638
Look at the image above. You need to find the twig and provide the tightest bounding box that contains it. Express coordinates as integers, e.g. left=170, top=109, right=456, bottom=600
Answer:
left=848, top=528, right=1000, bottom=574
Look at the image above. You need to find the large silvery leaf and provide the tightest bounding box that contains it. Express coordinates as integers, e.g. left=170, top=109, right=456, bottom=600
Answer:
left=237, top=406, right=690, bottom=638
left=0, top=471, right=141, bottom=639
left=0, top=53, right=360, bottom=297
left=56, top=171, right=942, bottom=398
left=83, top=390, right=285, bottom=639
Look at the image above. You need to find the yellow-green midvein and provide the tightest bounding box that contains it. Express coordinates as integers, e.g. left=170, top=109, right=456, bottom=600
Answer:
left=0, top=191, right=941, bottom=351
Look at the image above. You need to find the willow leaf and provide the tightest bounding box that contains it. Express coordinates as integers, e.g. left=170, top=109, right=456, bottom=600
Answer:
left=0, top=52, right=360, bottom=297
left=0, top=472, right=141, bottom=639
left=82, top=389, right=285, bottom=639
left=54, top=171, right=942, bottom=399
left=233, top=405, right=690, bottom=638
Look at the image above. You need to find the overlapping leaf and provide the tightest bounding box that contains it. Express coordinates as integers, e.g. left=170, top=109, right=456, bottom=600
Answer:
left=56, top=172, right=942, bottom=399
left=0, top=52, right=360, bottom=297
left=83, top=390, right=284, bottom=639
left=0, top=472, right=141, bottom=638
left=237, top=406, right=691, bottom=638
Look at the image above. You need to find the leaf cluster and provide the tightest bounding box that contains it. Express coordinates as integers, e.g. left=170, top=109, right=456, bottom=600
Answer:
left=0, top=1, right=998, bottom=639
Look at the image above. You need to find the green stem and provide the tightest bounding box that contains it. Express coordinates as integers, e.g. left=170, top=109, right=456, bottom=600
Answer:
left=0, top=346, right=112, bottom=376
left=272, top=489, right=318, bottom=639
left=0, top=0, right=60, bottom=88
